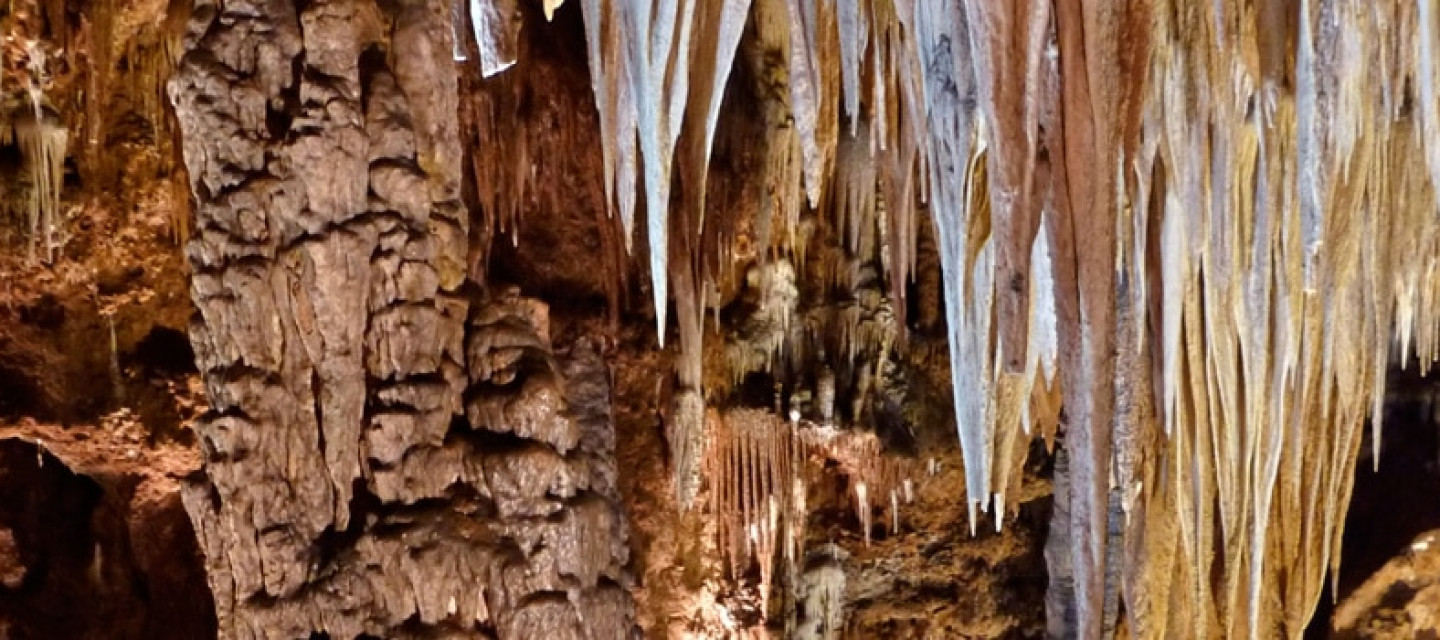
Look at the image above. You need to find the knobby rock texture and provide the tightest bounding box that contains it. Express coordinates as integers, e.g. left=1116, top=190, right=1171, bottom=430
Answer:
left=168, top=0, right=635, bottom=636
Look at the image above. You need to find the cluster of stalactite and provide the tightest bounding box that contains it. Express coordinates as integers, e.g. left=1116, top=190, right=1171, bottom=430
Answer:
left=74, top=0, right=191, bottom=239
left=703, top=408, right=909, bottom=630
left=1, top=2, right=68, bottom=263
left=2, top=0, right=190, bottom=261
left=0, top=107, right=68, bottom=263
left=463, top=0, right=1440, bottom=636
left=1110, top=3, right=1440, bottom=637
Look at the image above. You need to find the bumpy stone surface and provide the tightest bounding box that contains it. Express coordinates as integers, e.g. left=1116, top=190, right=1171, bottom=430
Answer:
left=1330, top=530, right=1440, bottom=639
left=169, top=1, right=634, bottom=637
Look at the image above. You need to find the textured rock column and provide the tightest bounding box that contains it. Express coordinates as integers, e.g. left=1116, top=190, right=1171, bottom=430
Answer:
left=165, top=0, right=629, bottom=636
left=464, top=291, right=636, bottom=638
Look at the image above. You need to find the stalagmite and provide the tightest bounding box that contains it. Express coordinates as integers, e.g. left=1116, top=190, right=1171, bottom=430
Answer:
left=890, top=489, right=899, bottom=534
left=855, top=480, right=870, bottom=545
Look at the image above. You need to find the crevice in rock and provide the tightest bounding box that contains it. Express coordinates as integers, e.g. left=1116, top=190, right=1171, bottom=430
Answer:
left=125, top=325, right=197, bottom=378
left=1309, top=360, right=1440, bottom=637
left=0, top=434, right=215, bottom=639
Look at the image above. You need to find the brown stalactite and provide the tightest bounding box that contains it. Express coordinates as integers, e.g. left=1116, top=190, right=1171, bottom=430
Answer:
left=965, top=0, right=1050, bottom=375
left=1050, top=1, right=1152, bottom=637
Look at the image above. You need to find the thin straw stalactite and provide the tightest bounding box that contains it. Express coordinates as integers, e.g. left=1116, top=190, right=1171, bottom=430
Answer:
left=703, top=409, right=909, bottom=623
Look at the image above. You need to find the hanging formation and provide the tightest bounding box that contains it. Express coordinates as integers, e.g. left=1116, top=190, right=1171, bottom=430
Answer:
left=466, top=0, right=1440, bottom=636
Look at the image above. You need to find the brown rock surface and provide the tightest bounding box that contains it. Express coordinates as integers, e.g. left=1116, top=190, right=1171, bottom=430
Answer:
left=1331, top=530, right=1440, bottom=639
left=165, top=0, right=639, bottom=635
left=0, top=420, right=214, bottom=639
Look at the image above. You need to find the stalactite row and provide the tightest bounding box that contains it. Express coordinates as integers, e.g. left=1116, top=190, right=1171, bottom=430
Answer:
left=0, top=112, right=67, bottom=263
left=460, top=9, right=633, bottom=327
left=467, top=0, right=1440, bottom=635
left=703, top=408, right=910, bottom=625
left=107, top=0, right=190, bottom=241
left=706, top=408, right=804, bottom=616
left=3, top=0, right=188, bottom=258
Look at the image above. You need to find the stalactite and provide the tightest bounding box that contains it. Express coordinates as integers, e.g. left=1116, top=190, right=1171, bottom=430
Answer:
left=678, top=0, right=751, bottom=235
left=874, top=4, right=924, bottom=337
left=907, top=0, right=989, bottom=532
left=80, top=0, right=113, bottom=189
left=706, top=409, right=800, bottom=617
left=778, top=0, right=839, bottom=208
left=912, top=211, right=941, bottom=332
left=1099, top=1, right=1440, bottom=636
left=704, top=408, right=908, bottom=622
left=3, top=111, right=67, bottom=264
left=556, top=0, right=1440, bottom=634
left=580, top=0, right=638, bottom=253
left=963, top=0, right=1050, bottom=375
left=836, top=0, right=867, bottom=137
left=469, top=0, right=521, bottom=76
left=1420, top=0, right=1440, bottom=211
left=626, top=0, right=694, bottom=347
left=1047, top=1, right=1151, bottom=635
left=0, top=10, right=67, bottom=265
left=577, top=0, right=705, bottom=347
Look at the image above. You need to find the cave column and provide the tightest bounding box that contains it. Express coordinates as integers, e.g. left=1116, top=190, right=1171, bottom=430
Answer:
left=169, top=0, right=471, bottom=635
left=170, top=0, right=637, bottom=636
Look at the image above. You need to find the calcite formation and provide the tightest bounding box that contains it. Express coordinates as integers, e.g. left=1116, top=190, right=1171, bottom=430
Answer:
left=153, top=0, right=1440, bottom=636
left=547, top=0, right=1440, bottom=636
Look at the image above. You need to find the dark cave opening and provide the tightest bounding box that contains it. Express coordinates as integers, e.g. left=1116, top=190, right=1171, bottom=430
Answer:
left=124, top=325, right=197, bottom=378
left=0, top=438, right=215, bottom=640
left=0, top=439, right=132, bottom=639
left=1306, top=360, right=1440, bottom=637
left=115, top=325, right=201, bottom=443
left=0, top=363, right=49, bottom=420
